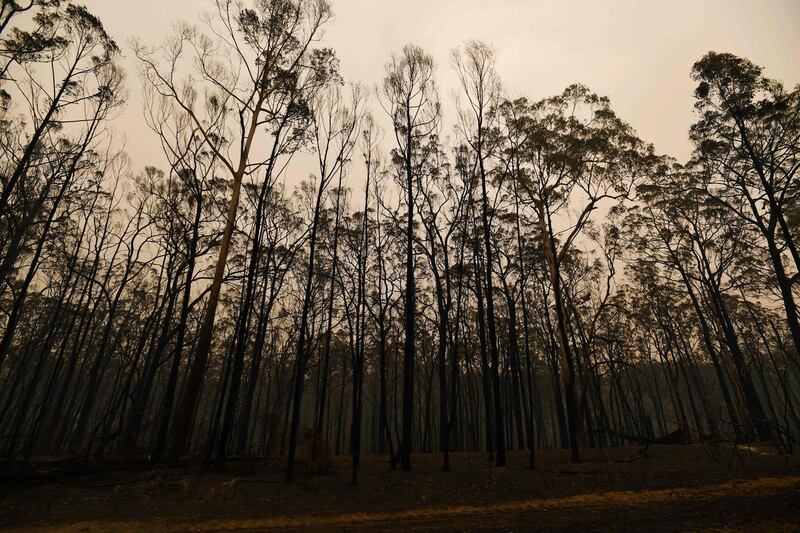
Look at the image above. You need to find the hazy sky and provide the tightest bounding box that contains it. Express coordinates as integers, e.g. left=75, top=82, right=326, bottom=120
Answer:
left=81, top=0, right=800, bottom=175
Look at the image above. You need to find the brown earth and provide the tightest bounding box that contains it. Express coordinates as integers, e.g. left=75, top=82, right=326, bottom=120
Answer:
left=1, top=444, right=799, bottom=531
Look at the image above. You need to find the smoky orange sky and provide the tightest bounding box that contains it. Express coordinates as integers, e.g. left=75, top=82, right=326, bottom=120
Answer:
left=82, top=0, right=800, bottom=178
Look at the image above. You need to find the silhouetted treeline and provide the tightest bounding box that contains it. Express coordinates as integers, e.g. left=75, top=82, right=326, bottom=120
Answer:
left=1, top=0, right=799, bottom=482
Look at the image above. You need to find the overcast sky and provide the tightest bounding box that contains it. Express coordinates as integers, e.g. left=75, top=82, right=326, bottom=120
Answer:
left=80, top=0, right=800, bottom=176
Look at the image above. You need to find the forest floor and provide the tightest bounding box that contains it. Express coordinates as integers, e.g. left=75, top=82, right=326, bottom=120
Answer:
left=1, top=444, right=799, bottom=531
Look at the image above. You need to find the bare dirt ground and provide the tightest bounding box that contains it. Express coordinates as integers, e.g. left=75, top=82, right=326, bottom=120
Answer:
left=1, top=444, right=799, bottom=531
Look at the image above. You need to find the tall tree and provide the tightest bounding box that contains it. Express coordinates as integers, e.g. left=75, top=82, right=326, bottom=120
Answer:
left=510, top=85, right=653, bottom=462
left=453, top=40, right=507, bottom=466
left=136, top=0, right=334, bottom=458
left=381, top=44, right=439, bottom=471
